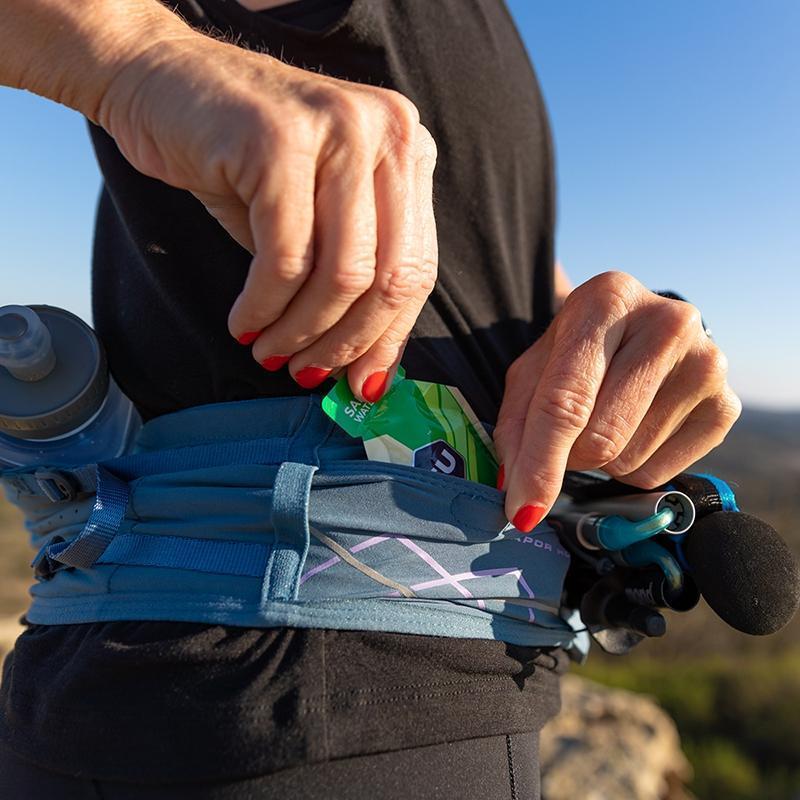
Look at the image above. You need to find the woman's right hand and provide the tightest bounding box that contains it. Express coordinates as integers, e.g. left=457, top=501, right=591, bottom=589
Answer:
left=97, top=18, right=438, bottom=400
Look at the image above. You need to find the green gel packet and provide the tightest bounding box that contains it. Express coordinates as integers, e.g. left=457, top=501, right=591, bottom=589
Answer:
left=321, top=367, right=499, bottom=487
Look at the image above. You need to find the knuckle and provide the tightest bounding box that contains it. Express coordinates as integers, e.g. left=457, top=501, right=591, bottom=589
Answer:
left=419, top=256, right=438, bottom=292
left=379, top=90, right=422, bottom=150
left=329, top=258, right=376, bottom=297
left=575, top=420, right=630, bottom=466
left=697, top=346, right=729, bottom=385
left=271, top=253, right=312, bottom=283
left=416, top=124, right=438, bottom=164
left=329, top=98, right=373, bottom=146
left=605, top=449, right=642, bottom=478
left=712, top=391, right=742, bottom=442
left=534, top=382, right=595, bottom=434
left=723, top=389, right=743, bottom=425
left=325, top=340, right=361, bottom=367
left=659, top=301, right=703, bottom=341
left=593, top=270, right=639, bottom=303
left=593, top=270, right=637, bottom=293
left=383, top=89, right=421, bottom=126
left=375, top=261, right=423, bottom=310
left=566, top=270, right=635, bottom=319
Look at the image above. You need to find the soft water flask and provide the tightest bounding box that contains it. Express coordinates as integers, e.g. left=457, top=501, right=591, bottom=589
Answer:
left=0, top=304, right=141, bottom=469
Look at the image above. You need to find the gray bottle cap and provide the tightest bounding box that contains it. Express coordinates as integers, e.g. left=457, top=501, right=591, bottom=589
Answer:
left=0, top=305, right=108, bottom=440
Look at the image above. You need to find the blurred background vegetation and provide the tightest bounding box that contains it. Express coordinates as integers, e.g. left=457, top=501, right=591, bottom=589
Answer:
left=1, top=405, right=798, bottom=798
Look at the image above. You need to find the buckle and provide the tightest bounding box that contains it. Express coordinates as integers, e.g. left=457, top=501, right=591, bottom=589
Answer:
left=34, top=469, right=79, bottom=503
left=31, top=536, right=67, bottom=581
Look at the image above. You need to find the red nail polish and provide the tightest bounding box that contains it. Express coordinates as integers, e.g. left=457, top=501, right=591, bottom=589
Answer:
left=496, top=464, right=505, bottom=491
left=362, top=371, right=389, bottom=403
left=512, top=504, right=547, bottom=533
left=294, top=366, right=332, bottom=389
left=237, top=330, right=261, bottom=346
left=260, top=355, right=291, bottom=372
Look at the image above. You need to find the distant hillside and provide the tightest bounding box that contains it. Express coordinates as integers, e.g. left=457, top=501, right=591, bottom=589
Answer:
left=698, top=406, right=800, bottom=478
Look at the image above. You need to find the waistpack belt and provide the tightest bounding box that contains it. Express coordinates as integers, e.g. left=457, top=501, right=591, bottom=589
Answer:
left=2, top=397, right=581, bottom=651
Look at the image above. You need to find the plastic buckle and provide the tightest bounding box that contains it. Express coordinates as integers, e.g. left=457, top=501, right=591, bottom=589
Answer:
left=31, top=536, right=66, bottom=581
left=34, top=469, right=79, bottom=503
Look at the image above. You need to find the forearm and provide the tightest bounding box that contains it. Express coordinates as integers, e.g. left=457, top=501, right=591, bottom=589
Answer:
left=0, top=0, right=195, bottom=121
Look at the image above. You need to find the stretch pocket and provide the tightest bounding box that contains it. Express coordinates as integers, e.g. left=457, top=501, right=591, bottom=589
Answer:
left=299, top=460, right=572, bottom=633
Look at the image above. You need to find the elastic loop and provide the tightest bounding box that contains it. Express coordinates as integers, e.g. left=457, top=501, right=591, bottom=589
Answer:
left=262, top=461, right=317, bottom=603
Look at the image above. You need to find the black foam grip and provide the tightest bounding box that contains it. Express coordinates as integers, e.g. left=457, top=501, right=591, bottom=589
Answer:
left=667, top=474, right=725, bottom=517
left=686, top=512, right=800, bottom=635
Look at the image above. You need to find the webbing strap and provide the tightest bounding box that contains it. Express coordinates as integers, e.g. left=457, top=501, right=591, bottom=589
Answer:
left=103, top=436, right=292, bottom=482
left=47, top=466, right=130, bottom=569
left=96, top=533, right=270, bottom=578
left=34, top=436, right=297, bottom=576
left=3, top=438, right=292, bottom=503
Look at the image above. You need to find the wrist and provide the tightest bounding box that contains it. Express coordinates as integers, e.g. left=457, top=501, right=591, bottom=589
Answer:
left=3, top=0, right=197, bottom=122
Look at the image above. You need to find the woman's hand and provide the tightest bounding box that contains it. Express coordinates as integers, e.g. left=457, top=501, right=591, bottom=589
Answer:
left=493, top=271, right=742, bottom=531
left=97, top=18, right=437, bottom=399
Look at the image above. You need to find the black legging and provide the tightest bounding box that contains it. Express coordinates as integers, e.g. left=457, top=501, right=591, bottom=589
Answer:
left=0, top=733, right=541, bottom=799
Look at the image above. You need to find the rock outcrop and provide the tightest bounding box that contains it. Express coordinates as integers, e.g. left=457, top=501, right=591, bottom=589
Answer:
left=540, top=674, right=693, bottom=800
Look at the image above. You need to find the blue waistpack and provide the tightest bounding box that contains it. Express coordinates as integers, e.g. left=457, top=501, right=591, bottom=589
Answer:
left=1, top=396, right=578, bottom=649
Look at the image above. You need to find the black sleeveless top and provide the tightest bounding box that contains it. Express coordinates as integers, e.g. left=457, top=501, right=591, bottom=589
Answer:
left=0, top=0, right=565, bottom=784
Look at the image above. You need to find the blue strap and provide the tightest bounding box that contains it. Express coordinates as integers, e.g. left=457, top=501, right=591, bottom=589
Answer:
left=691, top=472, right=740, bottom=512
left=103, top=436, right=292, bottom=481
left=47, top=465, right=131, bottom=569
left=96, top=533, right=270, bottom=578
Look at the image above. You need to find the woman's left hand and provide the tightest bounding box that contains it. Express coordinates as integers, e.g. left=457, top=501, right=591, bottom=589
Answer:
left=493, top=271, right=742, bottom=532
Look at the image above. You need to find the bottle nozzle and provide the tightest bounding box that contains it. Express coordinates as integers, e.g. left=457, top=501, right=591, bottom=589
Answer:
left=0, top=305, right=57, bottom=381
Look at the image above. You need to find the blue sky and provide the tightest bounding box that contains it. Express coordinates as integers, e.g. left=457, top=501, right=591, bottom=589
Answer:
left=1, top=1, right=798, bottom=409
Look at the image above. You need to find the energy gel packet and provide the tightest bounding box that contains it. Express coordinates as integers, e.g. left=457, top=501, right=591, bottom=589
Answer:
left=321, top=367, right=499, bottom=487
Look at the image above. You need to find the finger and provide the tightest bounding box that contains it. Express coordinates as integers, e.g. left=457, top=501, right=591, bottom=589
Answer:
left=493, top=326, right=553, bottom=490
left=602, top=344, right=729, bottom=477
left=614, top=389, right=742, bottom=489
left=346, top=128, right=438, bottom=400
left=193, top=190, right=254, bottom=254
left=284, top=130, right=428, bottom=392
left=504, top=297, right=628, bottom=531
left=227, top=155, right=316, bottom=344
left=566, top=322, right=687, bottom=471
left=250, top=146, right=379, bottom=382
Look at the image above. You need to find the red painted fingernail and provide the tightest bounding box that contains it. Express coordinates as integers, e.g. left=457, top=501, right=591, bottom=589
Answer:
left=362, top=371, right=389, bottom=403
left=294, top=366, right=332, bottom=389
left=496, top=464, right=505, bottom=491
left=237, top=330, right=261, bottom=346
left=512, top=504, right=547, bottom=533
left=260, top=355, right=291, bottom=372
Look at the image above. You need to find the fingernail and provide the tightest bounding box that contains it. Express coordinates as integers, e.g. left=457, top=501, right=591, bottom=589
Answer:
left=512, top=504, right=547, bottom=533
left=237, top=330, right=261, bottom=346
left=260, top=355, right=290, bottom=372
left=362, top=371, right=389, bottom=403
left=496, top=464, right=505, bottom=491
left=294, top=366, right=332, bottom=389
